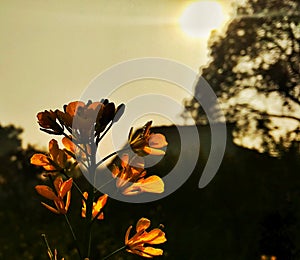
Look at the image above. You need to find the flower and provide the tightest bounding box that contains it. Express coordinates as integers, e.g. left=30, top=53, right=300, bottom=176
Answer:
left=112, top=154, right=164, bottom=195
left=125, top=217, right=166, bottom=258
left=35, top=177, right=72, bottom=214
left=37, top=110, right=63, bottom=135
left=128, top=121, right=168, bottom=156
left=55, top=100, right=124, bottom=142
left=30, top=139, right=67, bottom=171
left=81, top=192, right=108, bottom=220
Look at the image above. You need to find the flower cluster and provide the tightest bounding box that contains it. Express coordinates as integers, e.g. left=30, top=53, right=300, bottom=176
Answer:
left=112, top=153, right=164, bottom=195
left=125, top=217, right=166, bottom=258
left=37, top=99, right=124, bottom=143
left=31, top=99, right=168, bottom=260
left=35, top=177, right=72, bottom=215
left=129, top=121, right=168, bottom=156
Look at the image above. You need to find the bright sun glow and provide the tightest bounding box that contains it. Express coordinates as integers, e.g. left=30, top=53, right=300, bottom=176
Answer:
left=180, top=1, right=225, bottom=38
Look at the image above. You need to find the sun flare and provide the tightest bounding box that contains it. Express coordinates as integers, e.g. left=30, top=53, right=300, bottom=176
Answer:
left=180, top=1, right=225, bottom=38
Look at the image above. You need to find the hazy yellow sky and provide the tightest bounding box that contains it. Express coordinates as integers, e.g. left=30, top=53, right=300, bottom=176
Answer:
left=0, top=0, right=234, bottom=148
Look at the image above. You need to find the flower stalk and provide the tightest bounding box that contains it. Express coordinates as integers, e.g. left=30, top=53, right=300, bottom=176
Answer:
left=31, top=100, right=168, bottom=260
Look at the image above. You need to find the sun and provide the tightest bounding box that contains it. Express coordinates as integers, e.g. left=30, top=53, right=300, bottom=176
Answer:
left=179, top=1, right=225, bottom=38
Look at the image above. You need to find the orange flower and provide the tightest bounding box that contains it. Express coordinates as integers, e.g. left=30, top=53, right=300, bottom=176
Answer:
left=30, top=139, right=67, bottom=171
left=55, top=100, right=124, bottom=141
left=81, top=192, right=108, bottom=220
left=125, top=218, right=166, bottom=258
left=35, top=177, right=72, bottom=214
left=112, top=154, right=164, bottom=195
left=129, top=121, right=168, bottom=156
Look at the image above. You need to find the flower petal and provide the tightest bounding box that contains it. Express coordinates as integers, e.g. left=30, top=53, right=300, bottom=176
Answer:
left=126, top=247, right=154, bottom=258
left=125, top=225, right=133, bottom=245
left=136, top=218, right=151, bottom=233
left=96, top=212, right=104, bottom=220
left=66, top=101, right=85, bottom=116
left=35, top=185, right=57, bottom=200
left=123, top=176, right=164, bottom=195
left=138, top=176, right=164, bottom=194
left=62, top=137, right=76, bottom=153
left=130, top=245, right=164, bottom=258
left=93, top=194, right=108, bottom=213
left=49, top=139, right=60, bottom=159
left=142, top=229, right=167, bottom=244
left=30, top=154, right=49, bottom=166
left=52, top=177, right=63, bottom=194
left=140, top=246, right=164, bottom=257
left=59, top=178, right=73, bottom=198
left=64, top=191, right=71, bottom=212
left=41, top=202, right=60, bottom=214
left=149, top=133, right=168, bottom=148
left=57, top=150, right=67, bottom=168
left=143, top=147, right=165, bottom=156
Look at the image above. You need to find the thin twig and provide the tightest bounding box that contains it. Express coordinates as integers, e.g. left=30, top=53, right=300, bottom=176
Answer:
left=41, top=234, right=54, bottom=260
left=101, top=245, right=126, bottom=260
left=64, top=214, right=82, bottom=259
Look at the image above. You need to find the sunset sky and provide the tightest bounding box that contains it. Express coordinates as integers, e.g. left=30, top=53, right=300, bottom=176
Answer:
left=0, top=0, right=234, bottom=148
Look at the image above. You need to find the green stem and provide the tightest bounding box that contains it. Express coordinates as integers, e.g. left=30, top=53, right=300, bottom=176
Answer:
left=96, top=121, right=113, bottom=145
left=62, top=172, right=87, bottom=202
left=64, top=214, right=82, bottom=259
left=62, top=133, right=90, bottom=170
left=95, top=147, right=129, bottom=168
left=84, top=142, right=97, bottom=258
left=41, top=234, right=54, bottom=260
left=94, top=178, right=114, bottom=194
left=102, top=245, right=126, bottom=260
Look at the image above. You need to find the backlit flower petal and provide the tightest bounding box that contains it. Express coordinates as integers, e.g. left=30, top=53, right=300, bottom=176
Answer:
left=30, top=154, right=50, bottom=166
left=129, top=246, right=163, bottom=258
left=123, top=176, right=164, bottom=195
left=136, top=218, right=151, bottom=233
left=126, top=248, right=153, bottom=258
left=139, top=246, right=164, bottom=257
left=138, top=176, right=164, bottom=194
left=143, top=147, right=165, bottom=156
left=56, top=150, right=67, bottom=168
left=35, top=185, right=58, bottom=200
left=125, top=225, right=132, bottom=245
left=64, top=191, right=71, bottom=212
left=49, top=139, right=60, bottom=160
left=41, top=202, right=60, bottom=214
left=141, top=229, right=167, bottom=244
left=149, top=134, right=168, bottom=148
left=53, top=177, right=63, bottom=193
left=59, top=178, right=73, bottom=198
left=125, top=217, right=166, bottom=258
left=62, top=137, right=76, bottom=153
left=81, top=192, right=107, bottom=220
left=93, top=194, right=108, bottom=214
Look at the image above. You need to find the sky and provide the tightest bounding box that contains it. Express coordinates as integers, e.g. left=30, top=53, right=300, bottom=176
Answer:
left=0, top=0, right=234, bottom=148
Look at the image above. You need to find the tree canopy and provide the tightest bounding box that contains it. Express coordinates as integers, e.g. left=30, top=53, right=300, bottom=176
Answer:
left=185, top=0, right=300, bottom=156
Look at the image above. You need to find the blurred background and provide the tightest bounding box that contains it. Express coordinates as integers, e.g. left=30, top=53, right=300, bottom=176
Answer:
left=1, top=0, right=300, bottom=259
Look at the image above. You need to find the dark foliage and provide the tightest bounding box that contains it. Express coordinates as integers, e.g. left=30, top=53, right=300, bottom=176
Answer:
left=184, top=0, right=300, bottom=156
left=1, top=123, right=300, bottom=259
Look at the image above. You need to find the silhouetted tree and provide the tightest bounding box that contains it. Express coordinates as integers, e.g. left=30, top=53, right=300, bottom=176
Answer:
left=185, top=0, right=300, bottom=156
